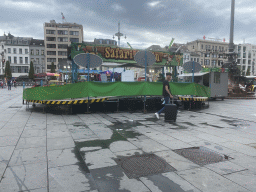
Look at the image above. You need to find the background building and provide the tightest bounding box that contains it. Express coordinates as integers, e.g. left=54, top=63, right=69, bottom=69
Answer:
left=0, top=35, right=8, bottom=78
left=236, top=43, right=256, bottom=76
left=44, top=20, right=83, bottom=72
left=5, top=35, right=32, bottom=78
left=30, top=39, right=45, bottom=73
left=187, top=39, right=229, bottom=68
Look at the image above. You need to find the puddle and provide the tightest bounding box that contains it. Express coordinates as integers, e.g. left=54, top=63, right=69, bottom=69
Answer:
left=75, top=130, right=127, bottom=152
left=108, top=120, right=142, bottom=130
left=116, top=129, right=142, bottom=139
left=200, top=122, right=223, bottom=129
left=182, top=122, right=196, bottom=126
left=72, top=122, right=87, bottom=127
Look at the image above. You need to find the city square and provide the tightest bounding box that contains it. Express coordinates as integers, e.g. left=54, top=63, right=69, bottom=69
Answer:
left=0, top=87, right=256, bottom=191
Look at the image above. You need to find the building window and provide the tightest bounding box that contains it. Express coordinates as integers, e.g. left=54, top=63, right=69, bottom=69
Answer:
left=46, top=37, right=56, bottom=41
left=201, top=44, right=203, bottom=49
left=47, top=51, right=56, bottom=55
left=215, top=46, right=217, bottom=51
left=47, top=58, right=56, bottom=62
left=243, top=59, right=246, bottom=64
left=25, top=49, right=28, bottom=54
left=243, top=47, right=246, bottom=52
left=201, top=59, right=203, bottom=65
left=18, top=66, right=21, bottom=73
left=58, top=37, right=68, bottom=42
left=243, top=53, right=246, bottom=58
left=58, top=51, right=67, bottom=56
left=36, top=58, right=39, bottom=64
left=201, top=53, right=204, bottom=57
left=14, top=57, right=17, bottom=64
left=204, top=59, right=210, bottom=65
left=248, top=52, right=251, bottom=58
left=13, top=48, right=16, bottom=54
left=237, top=59, right=240, bottom=64
left=58, top=30, right=68, bottom=35
left=31, top=49, right=34, bottom=55
left=8, top=56, right=11, bottom=63
left=70, top=38, right=79, bottom=43
left=19, top=57, right=23, bottom=64
left=19, top=48, right=22, bottom=54
left=24, top=66, right=29, bottom=73
left=212, top=46, right=214, bottom=50
left=25, top=57, right=28, bottom=64
left=41, top=50, right=44, bottom=55
left=36, top=50, right=39, bottom=55
left=192, top=45, right=194, bottom=49
left=8, top=48, right=11, bottom=53
left=47, top=44, right=56, bottom=48
left=214, top=73, right=220, bottom=84
left=197, top=58, right=199, bottom=62
left=219, top=54, right=223, bottom=58
left=46, top=30, right=55, bottom=34
left=107, top=40, right=109, bottom=44
left=191, top=58, right=193, bottom=61
left=212, top=60, right=216, bottom=66
left=248, top=60, right=251, bottom=64
left=70, top=31, right=79, bottom=36
left=58, top=44, right=68, bottom=49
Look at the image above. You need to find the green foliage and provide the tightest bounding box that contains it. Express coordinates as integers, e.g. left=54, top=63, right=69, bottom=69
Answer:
left=50, top=62, right=56, bottom=80
left=4, top=61, right=12, bottom=78
left=246, top=67, right=250, bottom=76
left=28, top=61, right=34, bottom=79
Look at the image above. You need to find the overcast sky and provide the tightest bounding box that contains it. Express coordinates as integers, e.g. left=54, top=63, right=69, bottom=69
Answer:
left=1, top=0, right=255, bottom=49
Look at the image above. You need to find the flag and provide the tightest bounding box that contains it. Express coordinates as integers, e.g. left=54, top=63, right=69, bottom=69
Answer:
left=223, top=38, right=225, bottom=42
left=203, top=35, right=206, bottom=40
left=168, top=38, right=175, bottom=49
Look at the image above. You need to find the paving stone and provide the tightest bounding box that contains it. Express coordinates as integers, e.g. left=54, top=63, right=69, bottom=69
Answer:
left=228, top=152, right=256, bottom=166
left=205, top=161, right=247, bottom=175
left=0, top=136, right=19, bottom=147
left=83, top=148, right=117, bottom=170
left=48, top=148, right=81, bottom=168
left=0, top=146, right=15, bottom=162
left=224, top=169, right=256, bottom=191
left=114, top=149, right=144, bottom=157
left=90, top=165, right=150, bottom=192
left=47, top=137, right=75, bottom=151
left=219, top=141, right=256, bottom=156
left=21, top=129, right=46, bottom=138
left=9, top=147, right=46, bottom=166
left=128, top=138, right=169, bottom=153
left=109, top=141, right=138, bottom=153
left=16, top=136, right=46, bottom=149
left=47, top=130, right=71, bottom=139
left=177, top=167, right=249, bottom=192
left=154, top=150, right=200, bottom=171
left=49, top=164, right=98, bottom=192
left=0, top=162, right=47, bottom=192
left=0, top=161, right=7, bottom=178
left=140, top=172, right=201, bottom=192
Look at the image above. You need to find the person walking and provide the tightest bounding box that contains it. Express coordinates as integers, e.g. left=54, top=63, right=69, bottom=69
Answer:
left=155, top=73, right=173, bottom=119
left=7, top=79, right=11, bottom=90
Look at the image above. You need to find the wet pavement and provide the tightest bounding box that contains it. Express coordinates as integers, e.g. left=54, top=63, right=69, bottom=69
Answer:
left=1, top=87, right=256, bottom=191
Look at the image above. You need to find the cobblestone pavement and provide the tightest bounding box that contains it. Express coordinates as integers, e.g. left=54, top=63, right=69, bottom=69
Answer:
left=1, top=87, right=256, bottom=192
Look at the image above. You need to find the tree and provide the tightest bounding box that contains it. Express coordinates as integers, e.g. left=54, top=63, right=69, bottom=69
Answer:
left=246, top=67, right=250, bottom=76
left=50, top=62, right=56, bottom=80
left=28, top=61, right=35, bottom=79
left=4, top=61, right=12, bottom=79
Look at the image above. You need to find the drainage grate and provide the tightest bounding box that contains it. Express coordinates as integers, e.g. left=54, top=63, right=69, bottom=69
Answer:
left=174, top=147, right=228, bottom=166
left=115, top=154, right=176, bottom=179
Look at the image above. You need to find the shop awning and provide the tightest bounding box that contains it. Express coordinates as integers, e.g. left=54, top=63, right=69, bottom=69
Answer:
left=178, top=72, right=209, bottom=77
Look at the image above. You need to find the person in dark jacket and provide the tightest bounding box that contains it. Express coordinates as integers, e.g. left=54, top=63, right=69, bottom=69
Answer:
left=7, top=79, right=11, bottom=90
left=155, top=73, right=173, bottom=119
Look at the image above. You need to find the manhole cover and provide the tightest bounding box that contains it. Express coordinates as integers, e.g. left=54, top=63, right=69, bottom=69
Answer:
left=115, top=154, right=176, bottom=179
left=174, top=147, right=227, bottom=166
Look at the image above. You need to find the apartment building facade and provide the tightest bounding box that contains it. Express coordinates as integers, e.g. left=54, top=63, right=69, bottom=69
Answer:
left=5, top=36, right=32, bottom=78
left=44, top=20, right=83, bottom=72
left=236, top=43, right=256, bottom=76
left=187, top=39, right=229, bottom=68
left=30, top=39, right=45, bottom=73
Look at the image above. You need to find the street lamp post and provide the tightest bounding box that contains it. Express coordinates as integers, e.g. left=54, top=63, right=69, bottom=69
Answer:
left=1, top=52, right=5, bottom=76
